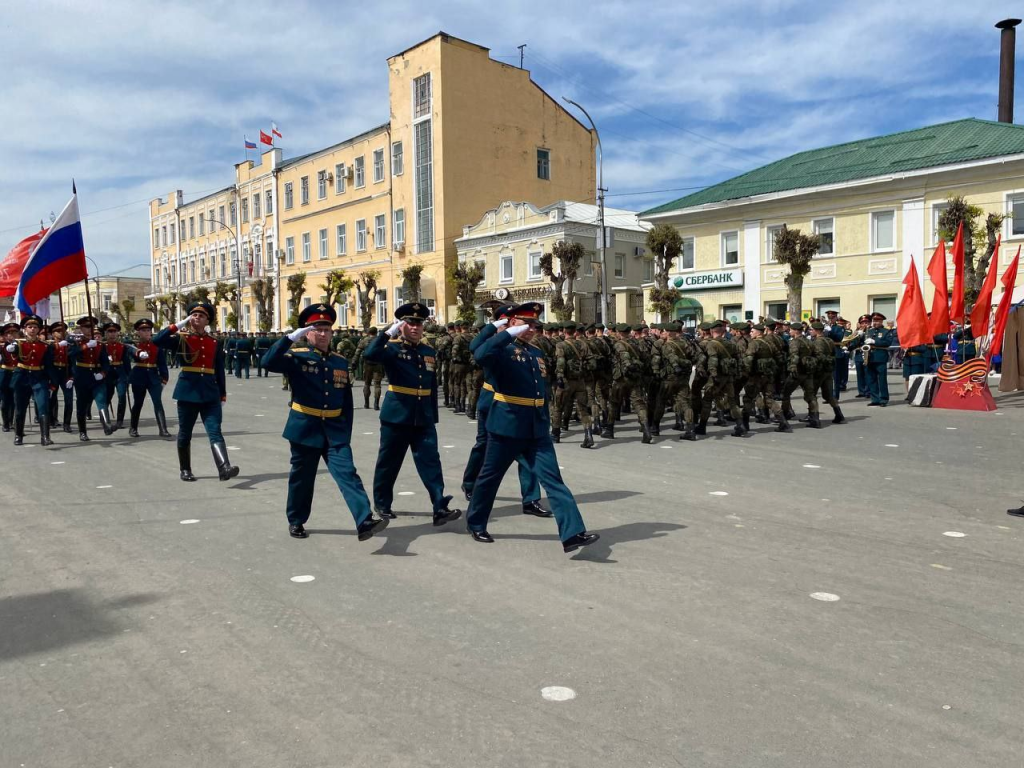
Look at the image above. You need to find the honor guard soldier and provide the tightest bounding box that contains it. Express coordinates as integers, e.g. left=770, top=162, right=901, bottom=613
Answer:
left=68, top=316, right=113, bottom=439
left=262, top=304, right=387, bottom=541
left=851, top=312, right=894, bottom=406
left=363, top=302, right=462, bottom=526
left=0, top=322, right=18, bottom=432
left=154, top=302, right=239, bottom=481
left=254, top=332, right=272, bottom=377
left=48, top=322, right=74, bottom=433
left=101, top=321, right=132, bottom=430
left=234, top=332, right=254, bottom=378
left=461, top=305, right=549, bottom=517
left=8, top=315, right=56, bottom=446
left=126, top=318, right=171, bottom=438
left=465, top=303, right=599, bottom=553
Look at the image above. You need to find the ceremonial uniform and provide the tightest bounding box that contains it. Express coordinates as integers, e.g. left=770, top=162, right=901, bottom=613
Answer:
left=263, top=304, right=385, bottom=541
left=68, top=317, right=113, bottom=439
left=465, top=303, right=598, bottom=553
left=234, top=333, right=254, bottom=378
left=851, top=313, right=894, bottom=406
left=48, top=322, right=74, bottom=433
left=154, top=302, right=238, bottom=481
left=364, top=303, right=460, bottom=524
left=127, top=318, right=171, bottom=438
left=0, top=322, right=18, bottom=432
left=254, top=333, right=273, bottom=377
left=102, top=322, right=132, bottom=430
left=9, top=315, right=56, bottom=446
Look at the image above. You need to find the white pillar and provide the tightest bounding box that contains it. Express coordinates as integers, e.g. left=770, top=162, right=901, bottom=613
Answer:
left=902, top=197, right=925, bottom=290
left=743, top=219, right=761, bottom=317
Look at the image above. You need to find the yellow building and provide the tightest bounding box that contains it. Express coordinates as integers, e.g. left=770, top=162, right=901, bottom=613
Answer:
left=57, top=275, right=152, bottom=326
left=641, top=118, right=1024, bottom=326
left=148, top=32, right=595, bottom=329
left=456, top=200, right=651, bottom=323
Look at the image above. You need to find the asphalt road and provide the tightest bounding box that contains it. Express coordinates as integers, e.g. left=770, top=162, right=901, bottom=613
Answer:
left=2, top=370, right=1022, bottom=768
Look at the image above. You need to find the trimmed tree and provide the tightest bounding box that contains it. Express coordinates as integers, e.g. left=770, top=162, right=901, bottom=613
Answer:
left=285, top=272, right=307, bottom=329
left=773, top=225, right=821, bottom=322
left=400, top=263, right=425, bottom=303
left=145, top=298, right=162, bottom=328
left=192, top=286, right=211, bottom=304
left=449, top=261, right=484, bottom=323
left=320, top=269, right=353, bottom=309
left=110, top=297, right=135, bottom=328
left=937, top=194, right=1005, bottom=311
left=540, top=240, right=585, bottom=321
left=354, top=270, right=380, bottom=329
left=645, top=223, right=683, bottom=321
left=252, top=277, right=276, bottom=332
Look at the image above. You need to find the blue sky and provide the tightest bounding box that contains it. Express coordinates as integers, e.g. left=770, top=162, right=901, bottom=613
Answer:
left=3, top=0, right=1023, bottom=275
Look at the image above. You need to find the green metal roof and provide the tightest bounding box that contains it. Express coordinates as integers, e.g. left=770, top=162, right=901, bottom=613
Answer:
left=642, top=118, right=1024, bottom=216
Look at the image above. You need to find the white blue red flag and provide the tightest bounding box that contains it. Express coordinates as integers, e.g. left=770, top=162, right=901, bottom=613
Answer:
left=14, top=186, right=87, bottom=316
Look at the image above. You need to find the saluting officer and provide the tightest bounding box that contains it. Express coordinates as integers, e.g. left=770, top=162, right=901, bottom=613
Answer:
left=126, top=318, right=171, bottom=438
left=48, top=322, right=74, bottom=433
left=8, top=314, right=56, bottom=446
left=262, top=304, right=387, bottom=541
left=68, top=316, right=113, bottom=439
left=154, top=302, right=239, bottom=481
left=363, top=302, right=462, bottom=526
left=0, top=322, right=19, bottom=432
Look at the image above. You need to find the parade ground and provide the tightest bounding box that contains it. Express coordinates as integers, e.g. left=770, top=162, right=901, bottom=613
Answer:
left=1, top=371, right=1022, bottom=768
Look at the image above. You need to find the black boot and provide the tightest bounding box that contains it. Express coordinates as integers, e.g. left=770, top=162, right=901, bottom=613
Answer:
left=97, top=408, right=114, bottom=436
left=78, top=413, right=90, bottom=442
left=211, top=442, right=240, bottom=481
left=680, top=423, right=697, bottom=441
left=178, top=445, right=196, bottom=481
left=672, top=417, right=683, bottom=431
left=730, top=424, right=750, bottom=438
left=13, top=410, right=25, bottom=445
left=600, top=423, right=614, bottom=439
left=63, top=417, right=73, bottom=433
left=776, top=414, right=793, bottom=433
left=129, top=407, right=140, bottom=438
left=373, top=395, right=380, bottom=411
left=832, top=405, right=846, bottom=424
left=580, top=427, right=595, bottom=449
left=742, top=412, right=751, bottom=433
left=155, top=411, right=172, bottom=438
left=39, top=416, right=53, bottom=446
left=694, top=415, right=708, bottom=436
left=467, top=409, right=476, bottom=421
left=641, top=423, right=653, bottom=444
left=551, top=427, right=561, bottom=443
left=363, top=392, right=370, bottom=409
left=808, top=413, right=822, bottom=429
left=115, top=398, right=127, bottom=431
left=650, top=420, right=660, bottom=437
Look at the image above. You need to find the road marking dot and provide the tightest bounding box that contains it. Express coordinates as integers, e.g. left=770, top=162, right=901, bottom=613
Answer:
left=943, top=531, right=966, bottom=538
left=96, top=485, right=112, bottom=489
left=942, top=705, right=952, bottom=710
left=397, top=491, right=415, bottom=496
left=362, top=432, right=374, bottom=435
left=541, top=686, right=576, bottom=702
left=821, top=498, right=831, bottom=502
left=254, top=414, right=264, bottom=417
left=51, top=461, right=65, bottom=465
left=709, top=491, right=729, bottom=496
left=179, top=519, right=200, bottom=525
left=997, top=525, right=1011, bottom=530
left=290, top=575, right=315, bottom=583
left=946, top=427, right=957, bottom=430
left=660, top=445, right=674, bottom=449
left=884, top=444, right=899, bottom=448
left=443, top=445, right=455, bottom=448
left=931, top=563, right=952, bottom=570
left=802, top=464, right=820, bottom=469
left=810, top=592, right=840, bottom=602
left=227, top=446, right=240, bottom=451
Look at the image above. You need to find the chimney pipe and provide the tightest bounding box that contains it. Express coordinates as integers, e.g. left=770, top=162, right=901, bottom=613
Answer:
left=996, top=18, right=1021, bottom=123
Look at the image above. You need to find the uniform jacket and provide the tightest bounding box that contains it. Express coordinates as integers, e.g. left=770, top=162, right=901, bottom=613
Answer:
left=364, top=332, right=438, bottom=427
left=154, top=326, right=227, bottom=403
left=470, top=323, right=500, bottom=411
left=104, top=341, right=132, bottom=380
left=127, top=341, right=169, bottom=384
left=852, top=327, right=894, bottom=365
left=11, top=339, right=57, bottom=390
left=474, top=330, right=550, bottom=440
left=68, top=339, right=111, bottom=382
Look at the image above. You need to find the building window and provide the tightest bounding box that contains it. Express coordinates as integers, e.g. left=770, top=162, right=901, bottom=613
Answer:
left=475, top=259, right=487, bottom=286
left=213, top=205, right=221, bottom=230
left=179, top=219, right=185, bottom=241
left=374, top=214, right=386, bottom=248
left=188, top=217, right=194, bottom=239
left=285, top=236, right=295, bottom=265
left=335, top=164, right=346, bottom=194
left=414, top=120, right=434, bottom=253
left=413, top=73, right=431, bottom=119
left=169, top=224, right=175, bottom=245
left=229, top=202, right=237, bottom=227
left=154, top=227, right=159, bottom=247
left=1008, top=194, right=1024, bottom=237
left=354, top=156, right=365, bottom=188
left=190, top=260, right=196, bottom=283
left=537, top=148, right=551, bottom=180
left=373, top=149, right=385, bottom=183
left=199, top=255, right=206, bottom=280
left=614, top=253, right=625, bottom=278
left=816, top=298, right=841, bottom=317
left=284, top=182, right=294, bottom=210
left=336, top=224, right=347, bottom=255
left=643, top=257, right=654, bottom=283
left=265, top=190, right=273, bottom=215
left=337, top=302, right=348, bottom=326
left=220, top=249, right=227, bottom=277
left=252, top=193, right=260, bottom=219
left=528, top=249, right=543, bottom=280
left=721, top=231, right=739, bottom=266
left=765, top=225, right=784, bottom=263
left=674, top=237, right=695, bottom=271
left=393, top=209, right=405, bottom=246
left=765, top=301, right=788, bottom=321
left=301, top=232, right=311, bottom=262
left=871, top=210, right=895, bottom=251
left=317, top=171, right=327, bottom=200
left=221, top=307, right=227, bottom=328
left=871, top=294, right=897, bottom=319
left=263, top=241, right=272, bottom=269
left=499, top=251, right=513, bottom=283
left=243, top=304, right=251, bottom=332
left=391, top=141, right=403, bottom=176
left=356, top=219, right=367, bottom=252
left=319, top=228, right=329, bottom=260
left=720, top=304, right=742, bottom=323
left=813, top=217, right=834, bottom=256
left=300, top=176, right=309, bottom=205
left=376, top=288, right=388, bottom=325
left=241, top=198, right=248, bottom=224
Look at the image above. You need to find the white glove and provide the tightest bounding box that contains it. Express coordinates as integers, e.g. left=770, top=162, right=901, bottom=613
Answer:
left=288, top=326, right=314, bottom=342
left=93, top=372, right=104, bottom=381
left=865, top=337, right=876, bottom=345
left=86, top=339, right=98, bottom=349
left=138, top=351, right=149, bottom=360
left=58, top=340, right=68, bottom=347
left=506, top=324, right=530, bottom=338
left=4, top=343, right=14, bottom=352
left=492, top=318, right=509, bottom=329
left=386, top=321, right=403, bottom=338
left=65, top=379, right=74, bottom=390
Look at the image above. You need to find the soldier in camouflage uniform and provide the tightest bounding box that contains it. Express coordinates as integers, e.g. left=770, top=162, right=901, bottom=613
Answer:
left=530, top=321, right=558, bottom=427
left=552, top=321, right=595, bottom=448
left=353, top=328, right=384, bottom=410
left=435, top=323, right=453, bottom=407
left=808, top=321, right=846, bottom=425
left=781, top=321, right=820, bottom=427
left=606, top=324, right=651, bottom=443
left=655, top=322, right=699, bottom=440
left=333, top=328, right=357, bottom=361
left=647, top=324, right=667, bottom=436
left=583, top=323, right=612, bottom=431
left=448, top=320, right=473, bottom=414
left=743, top=324, right=791, bottom=433
left=697, top=321, right=748, bottom=438
left=465, top=321, right=486, bottom=420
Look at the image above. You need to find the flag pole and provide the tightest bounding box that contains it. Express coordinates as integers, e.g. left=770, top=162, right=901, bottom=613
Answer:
left=58, top=290, right=65, bottom=323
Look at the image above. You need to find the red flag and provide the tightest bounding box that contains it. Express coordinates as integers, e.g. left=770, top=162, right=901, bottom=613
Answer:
left=950, top=221, right=966, bottom=323
left=897, top=255, right=931, bottom=348
left=272, top=122, right=282, bottom=139
left=259, top=130, right=273, bottom=146
left=989, top=245, right=1021, bottom=360
left=926, top=240, right=950, bottom=337
left=969, top=235, right=1002, bottom=336
left=0, top=228, right=46, bottom=297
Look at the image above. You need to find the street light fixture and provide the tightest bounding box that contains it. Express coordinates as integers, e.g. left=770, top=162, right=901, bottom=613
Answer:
left=206, top=215, right=243, bottom=331
left=562, top=97, right=608, bottom=326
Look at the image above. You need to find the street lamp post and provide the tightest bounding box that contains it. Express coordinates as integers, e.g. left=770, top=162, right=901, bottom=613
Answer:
left=563, top=97, right=607, bottom=325
left=207, top=216, right=243, bottom=331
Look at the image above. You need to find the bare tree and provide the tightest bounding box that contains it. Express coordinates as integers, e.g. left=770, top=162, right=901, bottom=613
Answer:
left=773, top=225, right=821, bottom=322
left=645, top=223, right=683, bottom=321
left=354, top=270, right=380, bottom=329
left=540, top=240, right=585, bottom=321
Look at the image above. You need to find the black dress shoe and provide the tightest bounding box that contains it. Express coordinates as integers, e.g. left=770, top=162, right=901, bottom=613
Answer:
left=377, top=508, right=397, bottom=520
left=522, top=500, right=553, bottom=518
left=289, top=524, right=308, bottom=539
left=563, top=532, right=600, bottom=553
left=1008, top=507, right=1024, bottom=518
left=180, top=470, right=197, bottom=482
left=13, top=435, right=23, bottom=446
left=433, top=507, right=462, bottom=526
left=470, top=529, right=495, bottom=543
left=79, top=432, right=90, bottom=442
left=867, top=402, right=881, bottom=407
left=357, top=515, right=389, bottom=541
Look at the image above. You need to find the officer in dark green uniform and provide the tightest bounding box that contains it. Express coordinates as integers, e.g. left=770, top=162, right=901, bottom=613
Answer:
left=262, top=304, right=386, bottom=541
left=850, top=312, right=894, bottom=406
left=254, top=332, right=272, bottom=377
left=234, top=332, right=254, bottom=378
left=364, top=302, right=461, bottom=525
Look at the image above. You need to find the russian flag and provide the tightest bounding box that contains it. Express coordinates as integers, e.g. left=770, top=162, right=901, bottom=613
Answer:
left=14, top=188, right=87, bottom=315
left=244, top=136, right=257, bottom=149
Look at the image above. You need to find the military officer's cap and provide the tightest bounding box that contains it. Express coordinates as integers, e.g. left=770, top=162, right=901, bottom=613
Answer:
left=752, top=323, right=766, bottom=331
left=298, top=303, right=337, bottom=327
left=446, top=322, right=455, bottom=329
left=493, top=304, right=516, bottom=320
left=76, top=315, right=100, bottom=327
left=788, top=321, right=805, bottom=331
left=100, top=321, right=121, bottom=332
left=396, top=302, right=430, bottom=323
left=511, top=302, right=544, bottom=320
left=615, top=323, right=631, bottom=332
left=134, top=318, right=154, bottom=331
left=1, top=322, right=19, bottom=334
left=20, top=314, right=43, bottom=329
left=187, top=302, right=215, bottom=321
left=810, top=321, right=825, bottom=331
left=698, top=321, right=713, bottom=331
left=49, top=321, right=68, bottom=333
left=871, top=312, right=886, bottom=320
left=858, top=314, right=871, bottom=323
